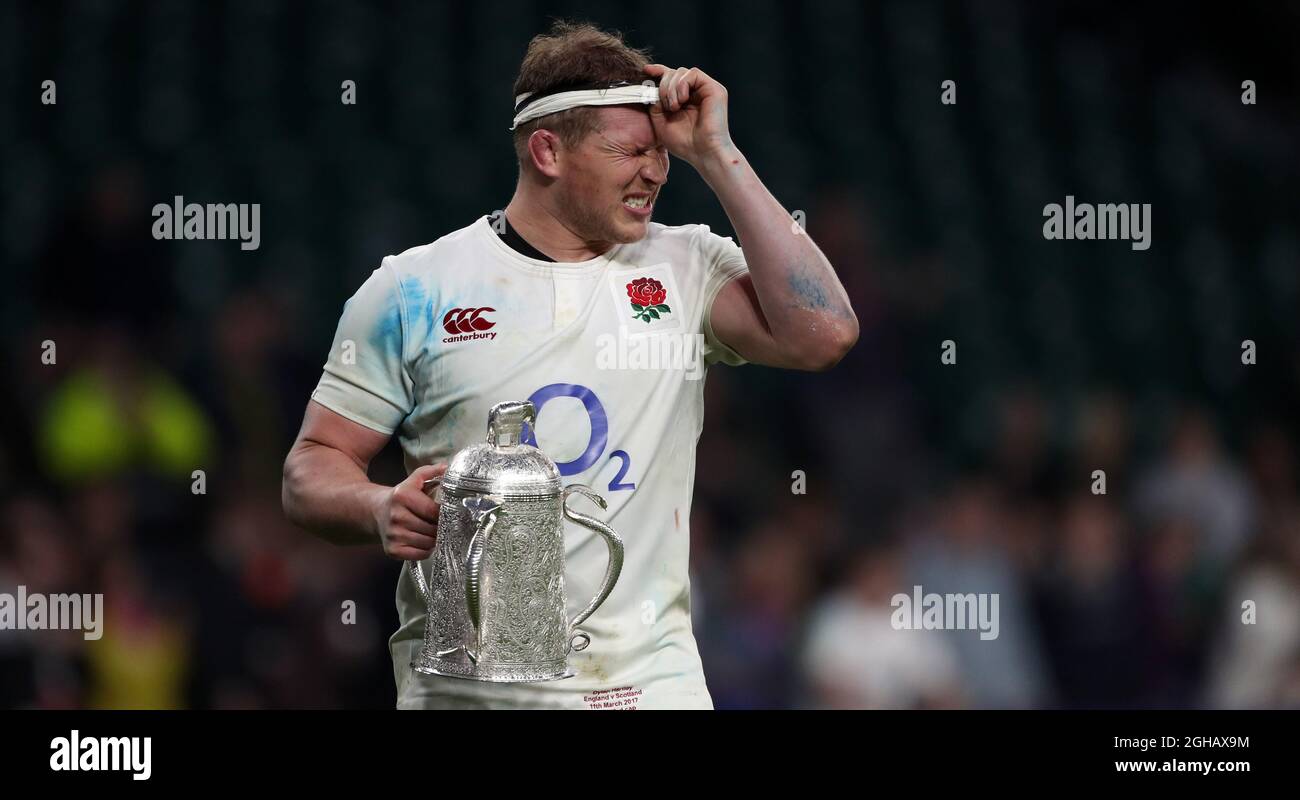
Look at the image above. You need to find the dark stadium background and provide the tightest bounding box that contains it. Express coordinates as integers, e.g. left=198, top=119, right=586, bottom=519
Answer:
left=1, top=0, right=1298, bottom=709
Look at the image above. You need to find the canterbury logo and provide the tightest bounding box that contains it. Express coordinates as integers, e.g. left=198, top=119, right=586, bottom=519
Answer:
left=442, top=307, right=496, bottom=334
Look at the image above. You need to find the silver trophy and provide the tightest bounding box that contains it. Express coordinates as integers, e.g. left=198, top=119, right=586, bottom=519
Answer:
left=408, top=400, right=625, bottom=682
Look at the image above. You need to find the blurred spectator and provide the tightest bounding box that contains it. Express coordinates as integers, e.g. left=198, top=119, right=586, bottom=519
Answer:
left=0, top=496, right=88, bottom=708
left=86, top=555, right=191, bottom=709
left=992, top=385, right=1062, bottom=504
left=36, top=327, right=214, bottom=484
left=1134, top=409, right=1256, bottom=562
left=699, top=522, right=815, bottom=709
left=1206, top=514, right=1300, bottom=708
left=1245, top=422, right=1299, bottom=528
left=802, top=542, right=962, bottom=709
left=1033, top=495, right=1148, bottom=707
left=1135, top=515, right=1222, bottom=706
left=905, top=479, right=1052, bottom=707
left=1072, top=392, right=1133, bottom=495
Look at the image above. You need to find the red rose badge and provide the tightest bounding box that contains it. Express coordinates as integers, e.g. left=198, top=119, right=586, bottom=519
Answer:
left=627, top=277, right=671, bottom=323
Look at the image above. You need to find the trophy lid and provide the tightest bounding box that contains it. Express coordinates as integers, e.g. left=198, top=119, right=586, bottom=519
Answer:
left=441, top=401, right=562, bottom=499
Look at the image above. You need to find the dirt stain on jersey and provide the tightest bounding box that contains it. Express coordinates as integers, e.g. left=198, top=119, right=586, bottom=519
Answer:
left=580, top=655, right=610, bottom=684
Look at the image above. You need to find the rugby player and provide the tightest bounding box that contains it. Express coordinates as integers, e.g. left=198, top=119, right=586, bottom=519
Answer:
left=282, top=21, right=857, bottom=709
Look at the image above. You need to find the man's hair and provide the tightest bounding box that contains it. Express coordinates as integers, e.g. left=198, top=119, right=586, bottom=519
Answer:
left=512, top=20, right=652, bottom=170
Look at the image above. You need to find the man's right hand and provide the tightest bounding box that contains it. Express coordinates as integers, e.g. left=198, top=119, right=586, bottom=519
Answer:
left=374, top=463, right=447, bottom=560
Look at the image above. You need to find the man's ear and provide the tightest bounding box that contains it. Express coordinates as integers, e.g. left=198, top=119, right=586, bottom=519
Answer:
left=527, top=129, right=564, bottom=178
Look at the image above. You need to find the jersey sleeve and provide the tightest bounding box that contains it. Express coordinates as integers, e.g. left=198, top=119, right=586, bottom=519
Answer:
left=694, top=225, right=752, bottom=367
left=310, top=259, right=415, bottom=434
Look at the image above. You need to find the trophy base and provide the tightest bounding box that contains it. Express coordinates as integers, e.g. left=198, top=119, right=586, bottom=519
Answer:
left=412, top=652, right=574, bottom=683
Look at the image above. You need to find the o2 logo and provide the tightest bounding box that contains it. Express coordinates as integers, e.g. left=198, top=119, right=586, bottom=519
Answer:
left=520, top=383, right=635, bottom=491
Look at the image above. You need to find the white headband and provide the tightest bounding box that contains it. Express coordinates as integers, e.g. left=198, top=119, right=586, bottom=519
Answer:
left=510, top=83, right=659, bottom=131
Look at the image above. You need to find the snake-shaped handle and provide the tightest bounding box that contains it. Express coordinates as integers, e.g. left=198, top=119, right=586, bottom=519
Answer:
left=461, top=495, right=503, bottom=658
left=562, top=485, right=625, bottom=652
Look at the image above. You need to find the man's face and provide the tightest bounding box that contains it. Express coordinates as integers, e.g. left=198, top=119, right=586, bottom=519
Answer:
left=553, top=106, right=669, bottom=245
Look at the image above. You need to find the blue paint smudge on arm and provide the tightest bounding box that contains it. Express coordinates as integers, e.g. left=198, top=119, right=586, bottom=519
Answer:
left=788, top=269, right=830, bottom=310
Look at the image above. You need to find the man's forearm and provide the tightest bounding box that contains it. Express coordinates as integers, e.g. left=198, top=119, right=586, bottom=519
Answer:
left=282, top=442, right=386, bottom=545
left=697, top=145, right=857, bottom=352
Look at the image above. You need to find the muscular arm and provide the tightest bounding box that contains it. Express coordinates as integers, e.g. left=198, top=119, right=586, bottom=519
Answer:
left=701, top=146, right=858, bottom=371
left=282, top=400, right=389, bottom=544
left=282, top=400, right=442, bottom=559
left=643, top=63, right=858, bottom=371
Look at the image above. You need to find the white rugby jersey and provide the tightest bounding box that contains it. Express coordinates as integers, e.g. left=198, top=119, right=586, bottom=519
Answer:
left=311, top=213, right=750, bottom=709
